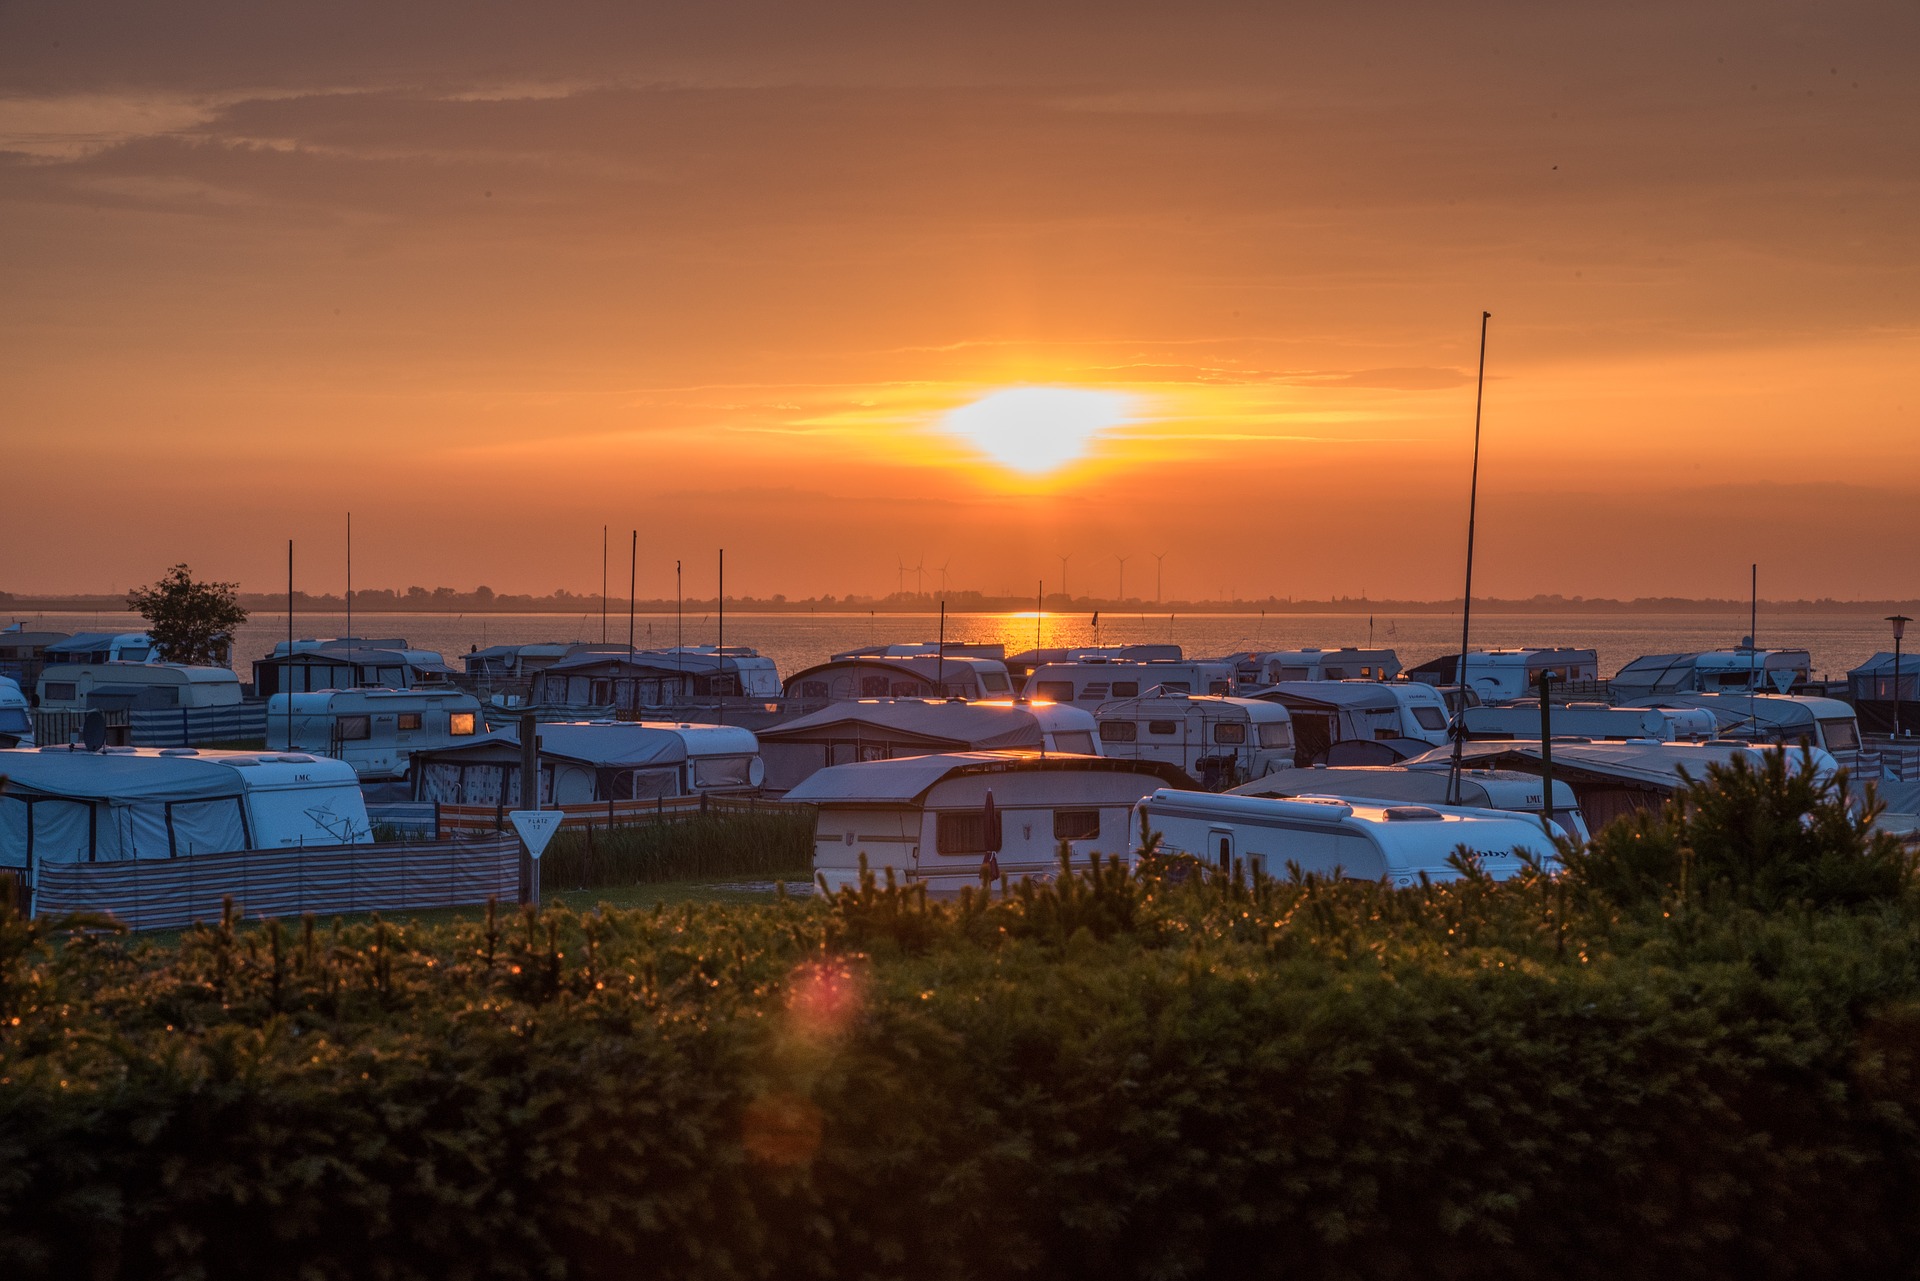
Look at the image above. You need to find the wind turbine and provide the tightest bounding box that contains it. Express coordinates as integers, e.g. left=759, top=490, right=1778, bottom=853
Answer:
left=938, top=559, right=952, bottom=597
left=1153, top=552, right=1166, bottom=604
left=1116, top=554, right=1130, bottom=603
left=897, top=558, right=907, bottom=597
left=1058, top=553, right=1070, bottom=602
left=914, top=557, right=925, bottom=599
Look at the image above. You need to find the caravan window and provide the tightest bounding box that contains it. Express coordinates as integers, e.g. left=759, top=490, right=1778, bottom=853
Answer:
left=449, top=713, right=477, bottom=736
left=1819, top=719, right=1859, bottom=752
left=1034, top=681, right=1076, bottom=702
left=1412, top=707, right=1449, bottom=731
left=1147, top=720, right=1178, bottom=736
left=398, top=712, right=423, bottom=731
left=1110, top=681, right=1140, bottom=698
left=1161, top=682, right=1192, bottom=694
left=936, top=810, right=1002, bottom=855
left=1277, top=667, right=1310, bottom=681
left=1099, top=721, right=1138, bottom=743
left=692, top=755, right=754, bottom=790
left=46, top=682, right=76, bottom=701
left=1212, top=722, right=1247, bottom=745
left=981, top=672, right=1010, bottom=693
left=1208, top=680, right=1231, bottom=695
left=1052, top=731, right=1096, bottom=755
left=337, top=715, right=372, bottom=741
left=861, top=676, right=891, bottom=697
left=1257, top=721, right=1292, bottom=749
left=1053, top=809, right=1101, bottom=841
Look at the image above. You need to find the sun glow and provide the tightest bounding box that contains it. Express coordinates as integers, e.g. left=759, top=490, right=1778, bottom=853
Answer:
left=939, top=387, right=1133, bottom=475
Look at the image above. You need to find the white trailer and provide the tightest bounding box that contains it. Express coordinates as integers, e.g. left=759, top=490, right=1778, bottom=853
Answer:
left=0, top=746, right=371, bottom=872
left=1223, top=648, right=1402, bottom=690
left=265, top=688, right=485, bottom=780
left=1462, top=703, right=1685, bottom=743
left=1134, top=788, right=1563, bottom=886
left=37, top=662, right=243, bottom=712
left=791, top=751, right=1189, bottom=895
left=1026, top=659, right=1235, bottom=705
left=1227, top=764, right=1591, bottom=842
left=1093, top=694, right=1293, bottom=788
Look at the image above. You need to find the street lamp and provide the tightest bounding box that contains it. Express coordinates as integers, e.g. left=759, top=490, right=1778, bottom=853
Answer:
left=1889, top=614, right=1912, bottom=739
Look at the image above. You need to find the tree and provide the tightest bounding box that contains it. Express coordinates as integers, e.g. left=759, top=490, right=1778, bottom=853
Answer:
left=126, top=564, right=247, bottom=667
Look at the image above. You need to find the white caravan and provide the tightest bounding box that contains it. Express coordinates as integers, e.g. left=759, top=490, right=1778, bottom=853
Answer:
left=1134, top=789, right=1561, bottom=885
left=0, top=676, right=34, bottom=748
left=266, top=688, right=485, bottom=780
left=792, top=751, right=1189, bottom=895
left=1620, top=693, right=1862, bottom=756
left=1026, top=659, right=1235, bottom=706
left=1252, top=681, right=1453, bottom=763
left=1227, top=765, right=1591, bottom=842
left=1405, top=649, right=1600, bottom=701
left=1093, top=694, right=1294, bottom=788
left=1224, top=648, right=1402, bottom=690
left=37, top=663, right=243, bottom=712
left=0, top=746, right=371, bottom=871
left=41, top=632, right=165, bottom=666
left=1461, top=703, right=1693, bottom=743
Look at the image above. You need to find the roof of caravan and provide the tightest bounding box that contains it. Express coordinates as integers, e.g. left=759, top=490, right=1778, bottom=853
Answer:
left=1623, top=692, right=1854, bottom=729
left=272, top=687, right=480, bottom=708
left=0, top=747, right=355, bottom=800
left=1095, top=693, right=1291, bottom=719
left=45, top=632, right=151, bottom=654
left=1008, top=644, right=1182, bottom=665
left=1397, top=739, right=1814, bottom=789
left=1249, top=681, right=1402, bottom=711
left=541, top=652, right=708, bottom=677
left=760, top=699, right=1059, bottom=749
left=784, top=654, right=1009, bottom=685
left=1231, top=765, right=1505, bottom=807
left=786, top=750, right=1188, bottom=805
left=49, top=662, right=237, bottom=685
left=417, top=720, right=757, bottom=768
left=262, top=642, right=454, bottom=671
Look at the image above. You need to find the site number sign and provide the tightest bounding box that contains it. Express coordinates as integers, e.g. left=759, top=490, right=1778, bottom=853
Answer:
left=509, top=810, right=565, bottom=860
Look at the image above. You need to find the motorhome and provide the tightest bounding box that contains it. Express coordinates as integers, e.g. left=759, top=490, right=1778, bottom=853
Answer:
left=0, top=676, right=34, bottom=748
left=1251, top=681, right=1452, bottom=764
left=1609, top=647, right=1811, bottom=701
left=37, top=663, right=243, bottom=713
left=265, top=688, right=485, bottom=780
left=411, top=720, right=764, bottom=806
left=1025, top=659, right=1234, bottom=706
left=1227, top=765, right=1591, bottom=842
left=1405, top=649, right=1600, bottom=701
left=1619, top=693, right=1862, bottom=756
left=791, top=751, right=1189, bottom=895
left=1093, top=694, right=1294, bottom=789
left=1132, top=789, right=1561, bottom=886
left=1222, top=648, right=1401, bottom=691
left=252, top=638, right=457, bottom=698
left=783, top=655, right=1016, bottom=704
left=756, top=698, right=1101, bottom=795
left=0, top=746, right=371, bottom=871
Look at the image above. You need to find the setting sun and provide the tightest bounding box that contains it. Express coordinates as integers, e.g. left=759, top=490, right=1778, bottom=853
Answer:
left=938, top=387, right=1134, bottom=475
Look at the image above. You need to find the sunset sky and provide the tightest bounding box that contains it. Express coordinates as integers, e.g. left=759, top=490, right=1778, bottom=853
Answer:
left=3, top=1, right=1915, bottom=603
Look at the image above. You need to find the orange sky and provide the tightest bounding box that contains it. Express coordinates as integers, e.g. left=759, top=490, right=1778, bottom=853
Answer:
left=3, top=1, right=1916, bottom=602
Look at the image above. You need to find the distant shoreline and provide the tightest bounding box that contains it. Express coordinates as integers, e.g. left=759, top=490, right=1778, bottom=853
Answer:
left=6, top=592, right=1914, bottom=617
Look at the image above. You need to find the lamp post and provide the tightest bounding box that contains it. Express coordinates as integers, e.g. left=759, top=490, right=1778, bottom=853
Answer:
left=1889, top=614, right=1912, bottom=739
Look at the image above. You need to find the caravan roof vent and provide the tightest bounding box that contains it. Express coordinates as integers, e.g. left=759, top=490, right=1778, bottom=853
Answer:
left=159, top=748, right=200, bottom=757
left=1382, top=806, right=1444, bottom=822
left=273, top=754, right=317, bottom=763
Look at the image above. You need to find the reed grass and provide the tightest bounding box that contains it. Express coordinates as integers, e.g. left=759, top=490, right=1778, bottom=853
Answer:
left=540, top=809, right=814, bottom=888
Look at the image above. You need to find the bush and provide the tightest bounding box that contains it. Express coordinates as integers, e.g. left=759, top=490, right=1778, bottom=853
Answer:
left=1563, top=748, right=1916, bottom=910
left=5, top=821, right=1920, bottom=1280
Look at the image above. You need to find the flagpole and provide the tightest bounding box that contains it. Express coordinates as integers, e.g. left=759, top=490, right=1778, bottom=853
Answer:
left=1447, top=311, right=1491, bottom=806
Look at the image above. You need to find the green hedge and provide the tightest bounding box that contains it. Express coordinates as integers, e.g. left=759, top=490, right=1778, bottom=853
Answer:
left=3, top=756, right=1919, bottom=1280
